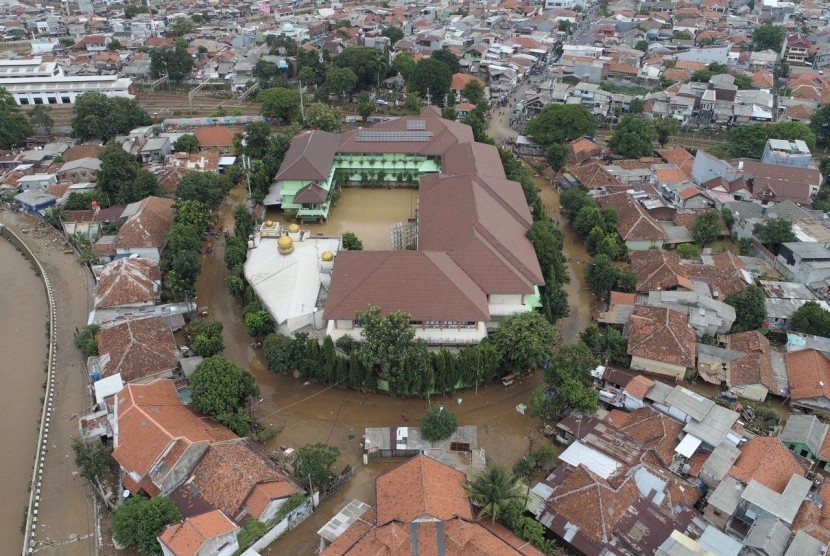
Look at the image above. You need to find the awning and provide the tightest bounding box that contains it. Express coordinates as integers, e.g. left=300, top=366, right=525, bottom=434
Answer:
left=675, top=434, right=702, bottom=458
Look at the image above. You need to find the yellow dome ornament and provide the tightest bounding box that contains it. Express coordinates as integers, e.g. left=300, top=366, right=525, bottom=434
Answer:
left=288, top=223, right=300, bottom=234
left=321, top=251, right=334, bottom=262
left=277, top=235, right=294, bottom=255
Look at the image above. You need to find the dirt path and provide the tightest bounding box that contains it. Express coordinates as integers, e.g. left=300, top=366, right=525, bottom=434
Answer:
left=0, top=211, right=98, bottom=556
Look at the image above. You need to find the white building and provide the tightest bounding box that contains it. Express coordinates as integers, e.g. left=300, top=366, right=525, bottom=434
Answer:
left=0, top=58, right=135, bottom=106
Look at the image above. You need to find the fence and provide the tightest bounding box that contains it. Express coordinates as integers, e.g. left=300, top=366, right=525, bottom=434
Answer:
left=242, top=498, right=315, bottom=555
left=366, top=448, right=423, bottom=461
left=1, top=225, right=58, bottom=556
left=324, top=465, right=357, bottom=499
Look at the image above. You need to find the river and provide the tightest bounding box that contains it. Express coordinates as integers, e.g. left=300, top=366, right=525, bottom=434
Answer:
left=0, top=237, right=49, bottom=553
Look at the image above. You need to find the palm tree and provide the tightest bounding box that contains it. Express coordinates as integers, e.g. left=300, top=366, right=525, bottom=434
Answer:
left=464, top=464, right=526, bottom=523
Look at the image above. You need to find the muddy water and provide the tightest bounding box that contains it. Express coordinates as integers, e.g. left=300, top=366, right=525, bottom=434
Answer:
left=0, top=239, right=48, bottom=553
left=265, top=188, right=419, bottom=250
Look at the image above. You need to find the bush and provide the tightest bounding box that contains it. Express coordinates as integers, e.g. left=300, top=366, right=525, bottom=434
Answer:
left=342, top=231, right=363, bottom=250
left=420, top=407, right=458, bottom=442
left=112, top=496, right=180, bottom=555
left=676, top=243, right=701, bottom=259
left=74, top=324, right=100, bottom=357
left=236, top=518, right=267, bottom=552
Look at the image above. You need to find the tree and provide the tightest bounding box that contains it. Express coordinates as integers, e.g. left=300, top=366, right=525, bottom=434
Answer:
left=342, top=231, right=363, bottom=250
left=0, top=87, right=32, bottom=147
left=810, top=104, right=830, bottom=147
left=789, top=301, right=830, bottom=337
left=629, top=97, right=644, bottom=114
left=691, top=70, right=714, bottom=83
left=634, top=39, right=649, bottom=51
left=725, top=285, right=767, bottom=332
left=356, top=306, right=415, bottom=377
left=464, top=465, right=526, bottom=523
left=258, top=87, right=301, bottom=122
left=544, top=341, right=599, bottom=414
left=409, top=58, right=453, bottom=106
left=190, top=356, right=260, bottom=428
left=303, top=102, right=343, bottom=133
left=693, top=210, right=722, bottom=246
left=244, top=309, right=275, bottom=338
left=72, top=438, right=113, bottom=482
left=252, top=59, right=278, bottom=88
left=431, top=48, right=461, bottom=74
left=28, top=104, right=53, bottom=135
left=71, top=93, right=151, bottom=141
left=166, top=250, right=200, bottom=300
left=652, top=115, right=680, bottom=148
left=294, top=443, right=340, bottom=489
left=527, top=104, right=596, bottom=146
left=609, top=115, right=656, bottom=158
left=176, top=171, right=232, bottom=206
left=381, top=26, right=404, bottom=45
left=490, top=311, right=557, bottom=373
left=191, top=320, right=224, bottom=357
left=172, top=133, right=198, bottom=153
left=322, top=66, right=358, bottom=98
left=233, top=204, right=255, bottom=239
left=462, top=80, right=485, bottom=105
left=169, top=16, right=196, bottom=37
left=242, top=121, right=271, bottom=159
left=420, top=407, right=458, bottom=442
left=734, top=74, right=752, bottom=90
left=545, top=143, right=567, bottom=171
left=586, top=254, right=620, bottom=300
left=97, top=142, right=161, bottom=205
left=74, top=324, right=100, bottom=357
left=751, top=21, right=786, bottom=52
left=404, top=92, right=424, bottom=114
left=149, top=44, right=194, bottom=81
left=332, top=46, right=389, bottom=90
left=112, top=496, right=180, bottom=556
left=753, top=218, right=795, bottom=254
left=559, top=19, right=572, bottom=33
left=676, top=243, right=702, bottom=259
left=356, top=92, right=374, bottom=122
left=559, top=186, right=595, bottom=218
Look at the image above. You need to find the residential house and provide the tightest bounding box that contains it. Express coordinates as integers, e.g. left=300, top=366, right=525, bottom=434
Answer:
left=792, top=483, right=830, bottom=547
left=93, top=256, right=160, bottom=310
left=14, top=189, right=57, bottom=215
left=102, top=196, right=174, bottom=263
left=141, top=137, right=172, bottom=164
left=319, top=455, right=543, bottom=556
left=786, top=349, right=830, bottom=412
left=785, top=34, right=812, bottom=66
left=627, top=305, right=696, bottom=380
left=158, top=510, right=240, bottom=556
left=725, top=331, right=777, bottom=401
left=776, top=242, right=830, bottom=284
left=738, top=159, right=821, bottom=205
left=779, top=414, right=830, bottom=471
left=629, top=250, right=692, bottom=293
left=567, top=137, right=602, bottom=167
left=17, top=173, right=58, bottom=192
left=762, top=139, right=813, bottom=168
left=597, top=192, right=667, bottom=250
left=643, top=290, right=736, bottom=337
left=194, top=126, right=238, bottom=155
left=93, top=316, right=178, bottom=383
left=57, top=157, right=101, bottom=183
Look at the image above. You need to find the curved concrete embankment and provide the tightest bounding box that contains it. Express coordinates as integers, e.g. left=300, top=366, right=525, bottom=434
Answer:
left=0, top=224, right=58, bottom=556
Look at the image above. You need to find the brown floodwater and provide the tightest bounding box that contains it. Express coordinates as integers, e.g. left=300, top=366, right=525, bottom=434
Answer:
left=0, top=238, right=48, bottom=553
left=264, top=188, right=419, bottom=250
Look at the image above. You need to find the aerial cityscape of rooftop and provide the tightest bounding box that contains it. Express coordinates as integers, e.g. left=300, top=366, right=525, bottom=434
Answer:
left=2, top=0, right=830, bottom=555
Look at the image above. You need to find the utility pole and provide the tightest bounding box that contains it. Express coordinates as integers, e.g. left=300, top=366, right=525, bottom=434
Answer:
left=299, top=79, right=305, bottom=121
left=425, top=87, right=432, bottom=106
left=308, top=474, right=315, bottom=509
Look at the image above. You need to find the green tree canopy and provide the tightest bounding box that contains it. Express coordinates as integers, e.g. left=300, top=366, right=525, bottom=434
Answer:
left=404, top=92, right=424, bottom=114
left=753, top=218, right=795, bottom=254
left=652, top=115, right=680, bottom=148
left=420, top=407, right=458, bottom=442
left=172, top=133, right=198, bottom=153
left=559, top=186, right=596, bottom=218
left=409, top=58, right=453, bottom=106
left=391, top=52, right=416, bottom=81
left=303, top=102, right=343, bottom=132
left=28, top=104, right=53, bottom=136
left=608, top=115, right=656, bottom=158
left=356, top=92, right=374, bottom=122
left=112, top=496, right=180, bottom=555
left=734, top=74, right=752, bottom=90
left=721, top=121, right=816, bottom=159
left=169, top=16, right=196, bottom=37
left=342, top=231, right=363, bottom=250
left=149, top=44, right=194, bottom=81
left=258, top=87, right=301, bottom=122
left=464, top=465, right=526, bottom=523
left=634, top=39, right=649, bottom=51
left=71, top=93, right=151, bottom=141
left=545, top=143, right=567, bottom=171
left=725, top=284, right=767, bottom=332
left=586, top=254, right=633, bottom=300
left=490, top=311, right=557, bottom=373
left=72, top=438, right=113, bottom=482
left=356, top=306, right=415, bottom=378
left=693, top=210, right=722, bottom=246
left=175, top=171, right=232, bottom=206
left=810, top=104, right=830, bottom=147
left=431, top=48, right=461, bottom=73
left=381, top=26, right=404, bottom=45
left=332, top=46, right=389, bottom=90
left=676, top=243, right=702, bottom=259
left=789, top=301, right=830, bottom=337
left=96, top=142, right=162, bottom=205
left=190, top=356, right=260, bottom=431
left=295, top=443, right=340, bottom=489
left=629, top=97, right=644, bottom=114
left=0, top=87, right=32, bottom=148
left=191, top=320, right=224, bottom=357
left=751, top=21, right=786, bottom=51
left=526, top=104, right=596, bottom=146
left=322, top=66, right=358, bottom=98
left=544, top=341, right=599, bottom=414
left=462, top=80, right=485, bottom=105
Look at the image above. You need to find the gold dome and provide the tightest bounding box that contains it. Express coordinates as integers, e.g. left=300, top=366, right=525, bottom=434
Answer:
left=265, top=220, right=273, bottom=227
left=277, top=235, right=294, bottom=254
left=321, top=251, right=334, bottom=262
left=288, top=223, right=300, bottom=233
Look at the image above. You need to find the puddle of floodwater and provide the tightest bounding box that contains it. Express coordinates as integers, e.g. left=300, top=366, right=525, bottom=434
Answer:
left=0, top=239, right=48, bottom=553
left=264, top=188, right=419, bottom=251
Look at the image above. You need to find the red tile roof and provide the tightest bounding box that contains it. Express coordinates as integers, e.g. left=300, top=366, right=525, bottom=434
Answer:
left=94, top=257, right=159, bottom=309
left=729, top=436, right=806, bottom=493
left=159, top=510, right=238, bottom=556
left=627, top=306, right=696, bottom=368
left=726, top=331, right=776, bottom=392
left=629, top=250, right=692, bottom=293
left=194, top=126, right=238, bottom=147
left=113, top=196, right=174, bottom=250
left=786, top=349, right=830, bottom=402
left=597, top=192, right=667, bottom=242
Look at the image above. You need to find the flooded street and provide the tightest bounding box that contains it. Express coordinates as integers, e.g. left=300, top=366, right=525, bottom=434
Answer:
left=0, top=238, right=48, bottom=553
left=264, top=188, right=419, bottom=250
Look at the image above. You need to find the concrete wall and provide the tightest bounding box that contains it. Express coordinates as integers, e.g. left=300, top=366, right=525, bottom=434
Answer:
left=626, top=239, right=665, bottom=251
left=242, top=499, right=313, bottom=555
left=630, top=355, right=686, bottom=380
left=731, top=383, right=768, bottom=402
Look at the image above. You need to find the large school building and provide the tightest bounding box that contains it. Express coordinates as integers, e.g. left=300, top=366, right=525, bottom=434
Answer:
left=0, top=58, right=135, bottom=105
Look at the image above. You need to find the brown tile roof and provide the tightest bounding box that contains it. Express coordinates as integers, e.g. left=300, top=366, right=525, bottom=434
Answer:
left=729, top=436, right=807, bottom=493
left=658, top=147, right=694, bottom=179
left=684, top=251, right=748, bottom=298
left=597, top=192, right=667, bottom=242
left=450, top=72, right=482, bottom=91
left=627, top=306, right=696, bottom=368
left=786, top=103, right=816, bottom=121
left=567, top=137, right=602, bottom=166
left=616, top=407, right=683, bottom=466
left=726, top=331, right=776, bottom=392
left=324, top=251, right=490, bottom=322
left=624, top=375, right=655, bottom=400
left=94, top=257, right=159, bottom=309
left=159, top=510, right=238, bottom=556
left=786, top=349, right=830, bottom=402
left=96, top=316, right=178, bottom=382
left=792, top=482, right=830, bottom=544
left=610, top=291, right=636, bottom=306
left=629, top=250, right=692, bottom=293
left=113, top=196, right=174, bottom=250
left=177, top=440, right=297, bottom=522
left=654, top=167, right=688, bottom=184
left=194, top=126, right=238, bottom=148
left=440, top=141, right=507, bottom=179
left=274, top=130, right=341, bottom=181
left=569, top=162, right=623, bottom=188
left=154, top=165, right=192, bottom=195
left=113, top=379, right=236, bottom=484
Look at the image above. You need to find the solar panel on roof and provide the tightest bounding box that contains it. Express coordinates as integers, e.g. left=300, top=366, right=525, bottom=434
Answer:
left=355, top=131, right=433, bottom=142
left=406, top=120, right=426, bottom=130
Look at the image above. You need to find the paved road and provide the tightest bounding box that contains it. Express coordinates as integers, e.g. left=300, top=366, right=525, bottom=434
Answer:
left=0, top=210, right=98, bottom=556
